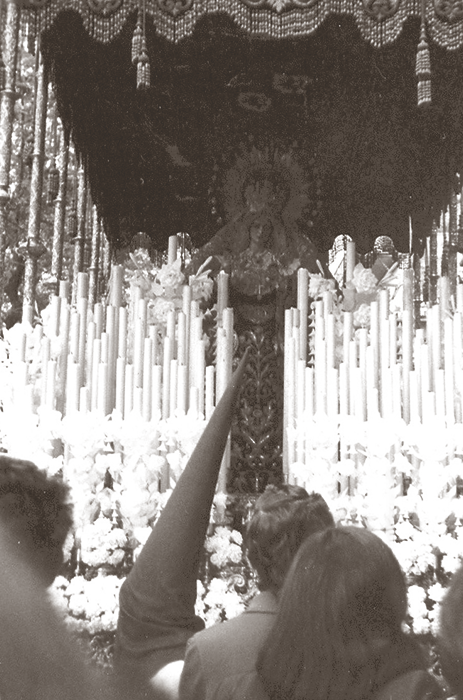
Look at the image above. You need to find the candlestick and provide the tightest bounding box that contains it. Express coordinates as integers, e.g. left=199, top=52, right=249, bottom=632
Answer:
left=91, top=339, right=101, bottom=412
left=177, top=364, right=187, bottom=415
left=217, top=270, right=229, bottom=321
left=168, top=234, right=178, bottom=265
left=143, top=338, right=153, bottom=421
left=124, top=364, right=134, bottom=417
left=115, top=357, right=125, bottom=417
left=345, top=240, right=356, bottom=283
left=152, top=365, right=162, bottom=420
left=305, top=367, right=314, bottom=418
left=297, top=268, right=309, bottom=362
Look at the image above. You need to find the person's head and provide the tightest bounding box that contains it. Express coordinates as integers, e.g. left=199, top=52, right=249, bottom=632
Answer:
left=0, top=454, right=72, bottom=585
left=245, top=484, right=334, bottom=594
left=258, top=526, right=422, bottom=700
left=438, top=563, right=463, bottom=698
left=248, top=217, right=273, bottom=251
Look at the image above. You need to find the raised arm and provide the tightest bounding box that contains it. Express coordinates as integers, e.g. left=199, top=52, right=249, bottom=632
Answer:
left=114, top=351, right=249, bottom=700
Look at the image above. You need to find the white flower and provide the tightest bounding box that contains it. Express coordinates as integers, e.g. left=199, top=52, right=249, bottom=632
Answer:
left=155, top=259, right=184, bottom=295
left=353, top=303, right=371, bottom=328
left=351, top=264, right=378, bottom=294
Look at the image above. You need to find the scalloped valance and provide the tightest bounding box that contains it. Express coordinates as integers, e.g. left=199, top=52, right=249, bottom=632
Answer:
left=16, top=0, right=463, bottom=48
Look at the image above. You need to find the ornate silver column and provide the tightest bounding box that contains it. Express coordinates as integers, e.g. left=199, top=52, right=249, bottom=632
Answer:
left=88, top=205, right=100, bottom=306
left=22, top=48, right=48, bottom=323
left=71, top=163, right=86, bottom=305
left=51, top=128, right=69, bottom=292
left=0, top=0, right=20, bottom=325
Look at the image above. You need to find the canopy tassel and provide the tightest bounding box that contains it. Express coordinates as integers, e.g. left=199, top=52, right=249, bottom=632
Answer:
left=136, top=0, right=150, bottom=90
left=416, top=4, right=431, bottom=107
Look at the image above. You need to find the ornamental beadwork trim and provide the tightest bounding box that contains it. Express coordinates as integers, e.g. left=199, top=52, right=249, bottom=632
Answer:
left=242, top=0, right=317, bottom=11
left=434, top=0, right=463, bottom=23
left=157, top=0, right=194, bottom=16
left=87, top=0, right=123, bottom=16
left=362, top=0, right=401, bottom=21
left=19, top=0, right=463, bottom=47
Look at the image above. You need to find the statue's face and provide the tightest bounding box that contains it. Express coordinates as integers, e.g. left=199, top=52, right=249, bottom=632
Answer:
left=249, top=219, right=272, bottom=248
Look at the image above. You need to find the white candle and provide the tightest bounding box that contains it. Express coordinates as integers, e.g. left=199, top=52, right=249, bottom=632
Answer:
left=177, top=311, right=186, bottom=365
left=97, top=363, right=108, bottom=415
left=115, top=357, right=125, bottom=417
left=287, top=336, right=296, bottom=428
left=315, top=337, right=326, bottom=415
left=326, top=314, right=336, bottom=370
left=366, top=346, right=378, bottom=419
left=339, top=362, right=348, bottom=416
left=345, top=240, right=356, bottom=283
left=143, top=338, right=153, bottom=421
left=110, top=264, right=123, bottom=309
left=168, top=234, right=178, bottom=265
left=305, top=367, right=314, bottom=418
left=69, top=311, right=80, bottom=363
left=283, top=309, right=293, bottom=474
left=45, top=360, right=56, bottom=410
left=91, top=338, right=101, bottom=412
left=370, top=300, right=379, bottom=385
left=457, top=283, right=463, bottom=313
left=162, top=337, right=172, bottom=419
left=196, top=341, right=205, bottom=415
left=389, top=313, right=397, bottom=366
left=77, top=272, right=89, bottom=300
left=409, top=370, right=419, bottom=423
left=431, top=303, right=442, bottom=390
left=327, top=367, right=339, bottom=418
left=348, top=339, right=357, bottom=415
left=444, top=317, right=455, bottom=424
left=177, top=364, right=187, bottom=415
left=124, top=364, right=134, bottom=417
left=118, top=307, right=127, bottom=359
left=134, top=299, right=147, bottom=388
left=296, top=359, right=306, bottom=421
left=205, top=365, right=215, bottom=419
left=41, top=337, right=51, bottom=407
left=169, top=358, right=178, bottom=418
left=94, top=302, right=103, bottom=339
left=435, top=368, right=446, bottom=418
left=50, top=295, right=61, bottom=337
left=217, top=270, right=229, bottom=320
left=66, top=359, right=80, bottom=415
left=297, top=268, right=309, bottom=363
left=79, top=386, right=89, bottom=414
left=343, top=311, right=353, bottom=368
left=152, top=365, right=162, bottom=419
left=392, top=363, right=402, bottom=418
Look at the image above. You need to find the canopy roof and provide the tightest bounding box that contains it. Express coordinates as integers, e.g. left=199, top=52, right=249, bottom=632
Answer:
left=23, top=0, right=463, bottom=254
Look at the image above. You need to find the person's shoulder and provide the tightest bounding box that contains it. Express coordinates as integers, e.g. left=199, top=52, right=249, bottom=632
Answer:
left=184, top=592, right=277, bottom=682
left=375, top=670, right=444, bottom=700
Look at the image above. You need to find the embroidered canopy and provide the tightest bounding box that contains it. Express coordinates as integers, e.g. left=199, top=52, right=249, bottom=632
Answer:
left=19, top=0, right=463, bottom=47
left=17, top=0, right=463, bottom=254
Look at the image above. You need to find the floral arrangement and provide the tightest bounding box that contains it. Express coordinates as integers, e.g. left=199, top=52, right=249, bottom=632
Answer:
left=124, top=249, right=213, bottom=328
left=0, top=253, right=459, bottom=685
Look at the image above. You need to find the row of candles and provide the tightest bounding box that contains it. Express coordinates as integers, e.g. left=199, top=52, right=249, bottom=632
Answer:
left=284, top=262, right=463, bottom=475
left=7, top=237, right=235, bottom=484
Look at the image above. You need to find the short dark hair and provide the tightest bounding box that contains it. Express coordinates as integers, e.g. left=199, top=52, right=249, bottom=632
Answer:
left=0, top=455, right=73, bottom=583
left=245, top=484, right=334, bottom=594
left=258, top=526, right=424, bottom=700
left=438, top=563, right=463, bottom=698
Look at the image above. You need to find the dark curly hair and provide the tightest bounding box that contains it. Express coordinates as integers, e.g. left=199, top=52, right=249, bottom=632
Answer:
left=0, top=454, right=73, bottom=583
left=245, top=484, right=334, bottom=594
